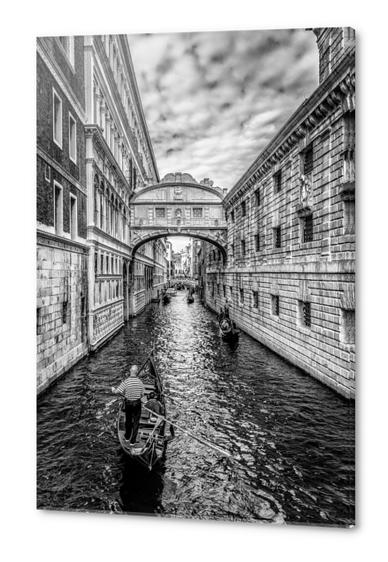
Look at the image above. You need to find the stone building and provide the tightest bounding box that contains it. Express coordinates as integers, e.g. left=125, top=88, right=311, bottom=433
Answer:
left=204, top=27, right=355, bottom=398
left=83, top=34, right=163, bottom=346
left=37, top=34, right=168, bottom=392
left=37, top=36, right=89, bottom=394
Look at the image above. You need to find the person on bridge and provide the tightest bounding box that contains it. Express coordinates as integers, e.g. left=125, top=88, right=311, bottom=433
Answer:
left=112, top=365, right=145, bottom=444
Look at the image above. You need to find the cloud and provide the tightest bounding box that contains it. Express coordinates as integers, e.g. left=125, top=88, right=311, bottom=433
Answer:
left=129, top=28, right=318, bottom=191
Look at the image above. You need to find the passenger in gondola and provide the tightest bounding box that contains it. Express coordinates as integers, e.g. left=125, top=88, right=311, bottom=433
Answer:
left=145, top=392, right=164, bottom=416
left=111, top=365, right=145, bottom=444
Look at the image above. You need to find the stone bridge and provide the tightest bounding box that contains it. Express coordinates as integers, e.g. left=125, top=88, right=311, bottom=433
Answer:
left=130, top=172, right=228, bottom=260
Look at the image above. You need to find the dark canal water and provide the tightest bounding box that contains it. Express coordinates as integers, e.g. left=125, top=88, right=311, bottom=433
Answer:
left=37, top=292, right=355, bottom=526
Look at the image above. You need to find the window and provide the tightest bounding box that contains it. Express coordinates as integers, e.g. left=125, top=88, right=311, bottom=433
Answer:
left=217, top=284, right=220, bottom=295
left=241, top=240, right=246, bottom=256
left=241, top=201, right=246, bottom=217
left=341, top=309, right=355, bottom=344
left=299, top=300, right=311, bottom=327
left=44, top=164, right=51, bottom=182
left=273, top=226, right=281, bottom=248
left=58, top=36, right=75, bottom=66
left=344, top=200, right=355, bottom=235
left=69, top=114, right=77, bottom=163
left=62, top=300, right=68, bottom=324
left=230, top=210, right=235, bottom=223
left=252, top=291, right=259, bottom=309
left=70, top=194, right=77, bottom=240
left=53, top=90, right=63, bottom=148
left=303, top=145, right=314, bottom=178
left=193, top=208, right=203, bottom=218
left=273, top=170, right=282, bottom=193
left=302, top=214, right=313, bottom=243
left=54, top=182, right=63, bottom=235
left=255, top=189, right=261, bottom=206
left=223, top=285, right=226, bottom=298
left=155, top=208, right=166, bottom=218
left=271, top=295, right=280, bottom=316
left=254, top=234, right=260, bottom=251
left=239, top=288, right=244, bottom=305
left=37, top=307, right=42, bottom=335
left=231, top=243, right=235, bottom=257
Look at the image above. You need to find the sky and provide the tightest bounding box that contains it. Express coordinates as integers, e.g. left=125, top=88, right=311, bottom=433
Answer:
left=129, top=28, right=318, bottom=193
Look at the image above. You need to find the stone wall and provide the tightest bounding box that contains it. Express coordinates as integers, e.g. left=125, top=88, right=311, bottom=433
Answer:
left=37, top=238, right=88, bottom=394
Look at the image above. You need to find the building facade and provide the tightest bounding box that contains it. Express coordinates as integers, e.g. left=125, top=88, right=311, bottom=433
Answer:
left=37, top=36, right=89, bottom=395
left=37, top=34, right=168, bottom=392
left=203, top=28, right=356, bottom=398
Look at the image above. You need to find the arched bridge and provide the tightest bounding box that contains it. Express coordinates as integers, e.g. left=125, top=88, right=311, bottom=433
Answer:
left=130, top=172, right=228, bottom=259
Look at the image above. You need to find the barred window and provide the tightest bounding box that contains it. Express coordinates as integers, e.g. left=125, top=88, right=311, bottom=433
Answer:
left=230, top=210, right=235, bottom=223
left=193, top=208, right=203, bottom=218
left=303, top=214, right=313, bottom=243
left=303, top=146, right=314, bottom=176
left=255, top=189, right=261, bottom=206
left=273, top=226, right=281, bottom=248
left=254, top=234, right=260, bottom=251
left=299, top=301, right=311, bottom=327
left=239, top=288, right=244, bottom=305
left=155, top=208, right=165, bottom=218
left=344, top=200, right=355, bottom=234
left=241, top=240, right=246, bottom=256
left=223, top=285, right=226, bottom=298
left=273, top=170, right=282, bottom=193
left=252, top=291, right=259, bottom=308
left=271, top=295, right=280, bottom=316
left=241, top=201, right=246, bottom=217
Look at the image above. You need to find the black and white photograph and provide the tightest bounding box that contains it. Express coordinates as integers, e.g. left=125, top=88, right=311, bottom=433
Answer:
left=36, top=27, right=355, bottom=528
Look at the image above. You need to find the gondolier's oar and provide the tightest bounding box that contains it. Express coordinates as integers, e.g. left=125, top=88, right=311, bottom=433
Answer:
left=143, top=405, right=233, bottom=458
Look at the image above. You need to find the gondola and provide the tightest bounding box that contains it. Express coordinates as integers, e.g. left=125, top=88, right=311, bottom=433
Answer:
left=162, top=293, right=170, bottom=305
left=187, top=294, right=194, bottom=304
left=117, top=353, right=173, bottom=470
left=219, top=316, right=239, bottom=343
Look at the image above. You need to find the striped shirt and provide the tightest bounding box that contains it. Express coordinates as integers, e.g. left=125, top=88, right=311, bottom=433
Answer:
left=116, top=376, right=145, bottom=400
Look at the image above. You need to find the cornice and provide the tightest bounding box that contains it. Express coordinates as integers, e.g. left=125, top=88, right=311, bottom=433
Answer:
left=37, top=147, right=87, bottom=195
left=224, top=49, right=355, bottom=208
left=37, top=40, right=86, bottom=122
left=93, top=38, right=157, bottom=184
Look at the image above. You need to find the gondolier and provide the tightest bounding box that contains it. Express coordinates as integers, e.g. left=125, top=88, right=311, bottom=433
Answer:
left=112, top=365, right=145, bottom=444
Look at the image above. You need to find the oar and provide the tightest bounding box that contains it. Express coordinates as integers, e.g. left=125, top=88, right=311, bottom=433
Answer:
left=143, top=405, right=233, bottom=458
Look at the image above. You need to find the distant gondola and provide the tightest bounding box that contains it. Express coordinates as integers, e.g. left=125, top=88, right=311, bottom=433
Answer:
left=117, top=353, right=173, bottom=470
left=187, top=294, right=194, bottom=304
left=162, top=293, right=170, bottom=305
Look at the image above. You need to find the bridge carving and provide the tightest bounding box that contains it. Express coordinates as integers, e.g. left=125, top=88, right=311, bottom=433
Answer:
left=130, top=172, right=227, bottom=260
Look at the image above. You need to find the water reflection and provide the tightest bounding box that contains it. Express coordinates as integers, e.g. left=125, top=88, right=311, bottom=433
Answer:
left=37, top=293, right=355, bottom=526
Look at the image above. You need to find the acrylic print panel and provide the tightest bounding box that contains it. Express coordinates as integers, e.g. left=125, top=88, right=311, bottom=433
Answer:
left=36, top=28, right=355, bottom=527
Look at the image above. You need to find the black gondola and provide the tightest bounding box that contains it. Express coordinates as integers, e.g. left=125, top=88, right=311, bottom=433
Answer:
left=219, top=316, right=239, bottom=343
left=162, top=293, right=170, bottom=305
left=187, top=294, right=194, bottom=304
left=117, top=353, right=173, bottom=470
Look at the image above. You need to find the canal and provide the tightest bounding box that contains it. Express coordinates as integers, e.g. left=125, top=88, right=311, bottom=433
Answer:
left=37, top=292, right=355, bottom=526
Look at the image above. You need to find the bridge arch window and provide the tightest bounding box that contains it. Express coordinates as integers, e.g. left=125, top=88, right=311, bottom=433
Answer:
left=155, top=208, right=165, bottom=218
left=193, top=208, right=203, bottom=218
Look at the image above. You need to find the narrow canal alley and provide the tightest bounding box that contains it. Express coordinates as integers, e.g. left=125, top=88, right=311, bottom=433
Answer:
left=37, top=292, right=355, bottom=526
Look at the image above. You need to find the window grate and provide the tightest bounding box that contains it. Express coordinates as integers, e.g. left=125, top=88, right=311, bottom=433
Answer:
left=272, top=295, right=279, bottom=316
left=274, top=170, right=282, bottom=193
left=304, top=146, right=314, bottom=176
left=253, top=291, right=259, bottom=308
left=240, top=288, right=244, bottom=304
left=303, top=214, right=313, bottom=243
left=301, top=301, right=311, bottom=327
left=274, top=226, right=281, bottom=248
left=241, top=240, right=246, bottom=256
left=241, top=201, right=246, bottom=217
left=254, top=234, right=260, bottom=251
